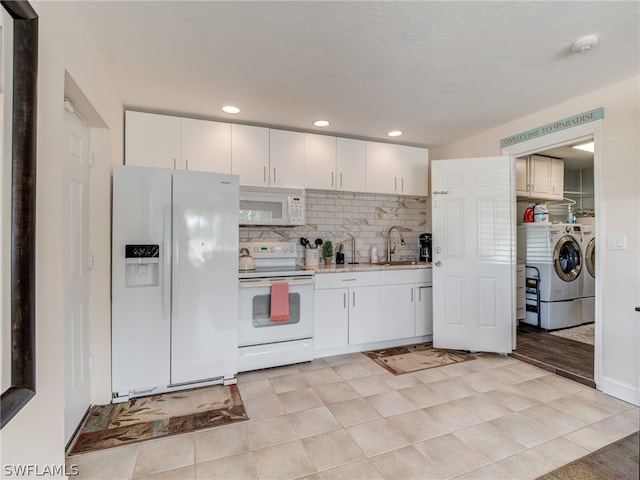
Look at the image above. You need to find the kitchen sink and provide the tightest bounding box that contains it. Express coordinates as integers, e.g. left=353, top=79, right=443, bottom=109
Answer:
left=380, top=261, right=418, bottom=266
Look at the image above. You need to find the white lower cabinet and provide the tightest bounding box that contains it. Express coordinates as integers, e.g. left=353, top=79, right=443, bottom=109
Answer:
left=414, top=283, right=433, bottom=336
left=314, top=269, right=432, bottom=355
left=349, top=284, right=415, bottom=344
left=313, top=288, right=349, bottom=350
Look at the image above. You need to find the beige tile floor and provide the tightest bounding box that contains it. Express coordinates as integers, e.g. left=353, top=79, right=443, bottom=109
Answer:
left=66, top=353, right=639, bottom=480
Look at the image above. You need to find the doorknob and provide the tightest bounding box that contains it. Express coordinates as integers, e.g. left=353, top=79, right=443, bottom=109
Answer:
left=435, top=247, right=442, bottom=254
left=435, top=261, right=443, bottom=267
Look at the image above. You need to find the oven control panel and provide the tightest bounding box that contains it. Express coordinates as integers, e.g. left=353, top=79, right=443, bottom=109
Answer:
left=240, top=241, right=298, bottom=258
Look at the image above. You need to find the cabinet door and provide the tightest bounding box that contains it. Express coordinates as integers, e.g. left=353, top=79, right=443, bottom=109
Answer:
left=231, top=124, right=270, bottom=187
left=529, top=155, right=551, bottom=198
left=304, top=133, right=336, bottom=190
left=397, top=145, right=429, bottom=196
left=349, top=284, right=415, bottom=344
left=336, top=138, right=366, bottom=192
left=181, top=118, right=231, bottom=174
left=365, top=142, right=400, bottom=194
left=549, top=159, right=564, bottom=200
left=415, top=284, right=433, bottom=336
left=125, top=111, right=181, bottom=169
left=516, top=157, right=529, bottom=197
left=269, top=129, right=304, bottom=188
left=314, top=288, right=349, bottom=350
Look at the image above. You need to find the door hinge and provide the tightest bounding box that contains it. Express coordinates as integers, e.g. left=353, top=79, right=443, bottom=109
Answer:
left=88, top=151, right=94, bottom=167
left=87, top=253, right=94, bottom=271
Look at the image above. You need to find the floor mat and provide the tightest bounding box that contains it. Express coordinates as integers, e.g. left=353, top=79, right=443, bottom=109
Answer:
left=363, top=342, right=475, bottom=375
left=549, top=323, right=595, bottom=345
left=537, top=431, right=639, bottom=480
left=67, top=384, right=248, bottom=455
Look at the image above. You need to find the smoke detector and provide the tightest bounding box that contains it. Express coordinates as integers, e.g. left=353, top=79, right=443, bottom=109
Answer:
left=572, top=35, right=598, bottom=53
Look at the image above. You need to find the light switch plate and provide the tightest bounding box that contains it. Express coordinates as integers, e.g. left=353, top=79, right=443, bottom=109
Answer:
left=607, top=235, right=627, bottom=250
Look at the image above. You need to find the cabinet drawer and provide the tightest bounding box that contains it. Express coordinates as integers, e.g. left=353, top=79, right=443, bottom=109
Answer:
left=315, top=269, right=430, bottom=289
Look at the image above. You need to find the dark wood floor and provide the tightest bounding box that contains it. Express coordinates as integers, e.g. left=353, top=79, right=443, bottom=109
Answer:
left=511, top=324, right=595, bottom=388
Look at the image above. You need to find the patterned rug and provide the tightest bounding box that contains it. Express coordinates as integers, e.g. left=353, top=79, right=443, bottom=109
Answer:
left=363, top=342, right=475, bottom=375
left=67, top=384, right=248, bottom=455
left=549, top=323, right=595, bottom=345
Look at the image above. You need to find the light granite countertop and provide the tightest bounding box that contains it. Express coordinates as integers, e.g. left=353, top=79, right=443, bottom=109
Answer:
left=303, top=262, right=432, bottom=273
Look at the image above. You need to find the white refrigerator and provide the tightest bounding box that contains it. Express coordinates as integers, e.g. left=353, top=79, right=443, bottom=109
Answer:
left=111, top=165, right=239, bottom=402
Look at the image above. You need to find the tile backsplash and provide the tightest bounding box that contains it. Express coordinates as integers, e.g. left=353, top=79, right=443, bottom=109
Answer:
left=239, top=190, right=429, bottom=264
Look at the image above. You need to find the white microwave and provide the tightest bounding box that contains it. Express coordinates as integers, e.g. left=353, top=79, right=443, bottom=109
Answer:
left=239, top=187, right=305, bottom=226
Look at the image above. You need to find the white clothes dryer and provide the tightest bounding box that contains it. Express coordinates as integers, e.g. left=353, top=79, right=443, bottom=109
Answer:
left=580, top=225, right=595, bottom=324
left=522, top=223, right=583, bottom=330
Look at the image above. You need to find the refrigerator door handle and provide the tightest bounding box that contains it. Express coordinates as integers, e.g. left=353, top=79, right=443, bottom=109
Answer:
left=163, top=204, right=171, bottom=319
left=172, top=203, right=180, bottom=319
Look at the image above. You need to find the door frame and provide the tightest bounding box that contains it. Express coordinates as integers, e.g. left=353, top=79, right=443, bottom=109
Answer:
left=502, top=121, right=602, bottom=389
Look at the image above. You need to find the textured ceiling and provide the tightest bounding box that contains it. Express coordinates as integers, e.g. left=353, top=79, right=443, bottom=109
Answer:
left=73, top=1, right=639, bottom=149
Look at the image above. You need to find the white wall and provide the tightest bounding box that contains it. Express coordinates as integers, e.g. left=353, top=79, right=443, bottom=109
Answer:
left=432, top=75, right=640, bottom=405
left=0, top=1, right=122, bottom=471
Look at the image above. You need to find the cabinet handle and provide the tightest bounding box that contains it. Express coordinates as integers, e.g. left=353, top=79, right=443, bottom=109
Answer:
left=273, top=167, right=277, bottom=184
left=352, top=291, right=356, bottom=307
left=263, top=166, right=267, bottom=182
left=401, top=178, right=404, bottom=191
left=173, top=158, right=177, bottom=169
left=185, top=159, right=189, bottom=171
left=394, top=177, right=397, bottom=191
left=331, top=171, right=334, bottom=187
left=340, top=172, right=343, bottom=187
left=418, top=285, right=431, bottom=301
left=343, top=292, right=347, bottom=309
left=411, top=288, right=414, bottom=302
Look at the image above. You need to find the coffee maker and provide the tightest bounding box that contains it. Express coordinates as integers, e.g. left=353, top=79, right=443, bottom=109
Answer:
left=419, top=233, right=432, bottom=263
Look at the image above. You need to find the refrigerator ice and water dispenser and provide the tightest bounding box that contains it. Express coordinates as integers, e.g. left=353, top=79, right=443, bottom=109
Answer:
left=124, top=244, right=160, bottom=287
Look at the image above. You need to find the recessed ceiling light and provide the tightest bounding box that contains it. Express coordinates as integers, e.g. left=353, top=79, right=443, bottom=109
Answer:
left=222, top=105, right=240, bottom=114
left=572, top=142, right=594, bottom=153
left=313, top=120, right=330, bottom=127
left=572, top=35, right=598, bottom=53
left=387, top=130, right=403, bottom=137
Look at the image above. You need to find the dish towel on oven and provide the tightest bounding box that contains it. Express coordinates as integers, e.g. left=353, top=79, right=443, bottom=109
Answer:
left=270, top=281, right=291, bottom=322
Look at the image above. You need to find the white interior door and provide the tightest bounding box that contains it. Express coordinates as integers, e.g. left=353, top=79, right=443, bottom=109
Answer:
left=431, top=156, right=515, bottom=354
left=63, top=109, right=91, bottom=442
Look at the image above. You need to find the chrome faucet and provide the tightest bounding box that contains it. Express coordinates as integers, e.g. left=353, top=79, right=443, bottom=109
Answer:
left=387, top=226, right=406, bottom=263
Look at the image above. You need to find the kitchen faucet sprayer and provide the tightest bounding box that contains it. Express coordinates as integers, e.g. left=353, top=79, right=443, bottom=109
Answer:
left=387, top=225, right=405, bottom=263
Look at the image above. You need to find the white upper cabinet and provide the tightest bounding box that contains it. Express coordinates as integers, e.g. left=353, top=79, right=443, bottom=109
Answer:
left=365, top=142, right=429, bottom=196
left=231, top=126, right=304, bottom=188
left=304, top=133, right=337, bottom=190
left=125, top=111, right=181, bottom=169
left=269, top=129, right=304, bottom=188
left=304, top=135, right=366, bottom=192
left=549, top=159, right=564, bottom=201
left=181, top=118, right=231, bottom=173
left=125, top=111, right=231, bottom=173
left=126, top=111, right=431, bottom=195
left=231, top=124, right=270, bottom=186
left=516, top=155, right=564, bottom=200
left=336, top=138, right=366, bottom=192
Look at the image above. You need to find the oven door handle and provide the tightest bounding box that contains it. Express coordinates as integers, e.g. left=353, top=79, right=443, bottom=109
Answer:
left=239, top=278, right=315, bottom=288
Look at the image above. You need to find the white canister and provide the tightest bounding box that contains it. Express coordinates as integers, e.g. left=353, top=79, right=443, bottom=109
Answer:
left=371, top=245, right=378, bottom=264
left=305, top=248, right=319, bottom=266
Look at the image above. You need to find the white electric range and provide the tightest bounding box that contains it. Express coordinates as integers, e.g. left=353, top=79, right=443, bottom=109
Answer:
left=237, top=241, right=315, bottom=371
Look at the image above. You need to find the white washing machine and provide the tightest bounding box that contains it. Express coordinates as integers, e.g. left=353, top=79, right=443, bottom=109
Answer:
left=580, top=225, right=595, bottom=324
left=522, top=223, right=583, bottom=330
